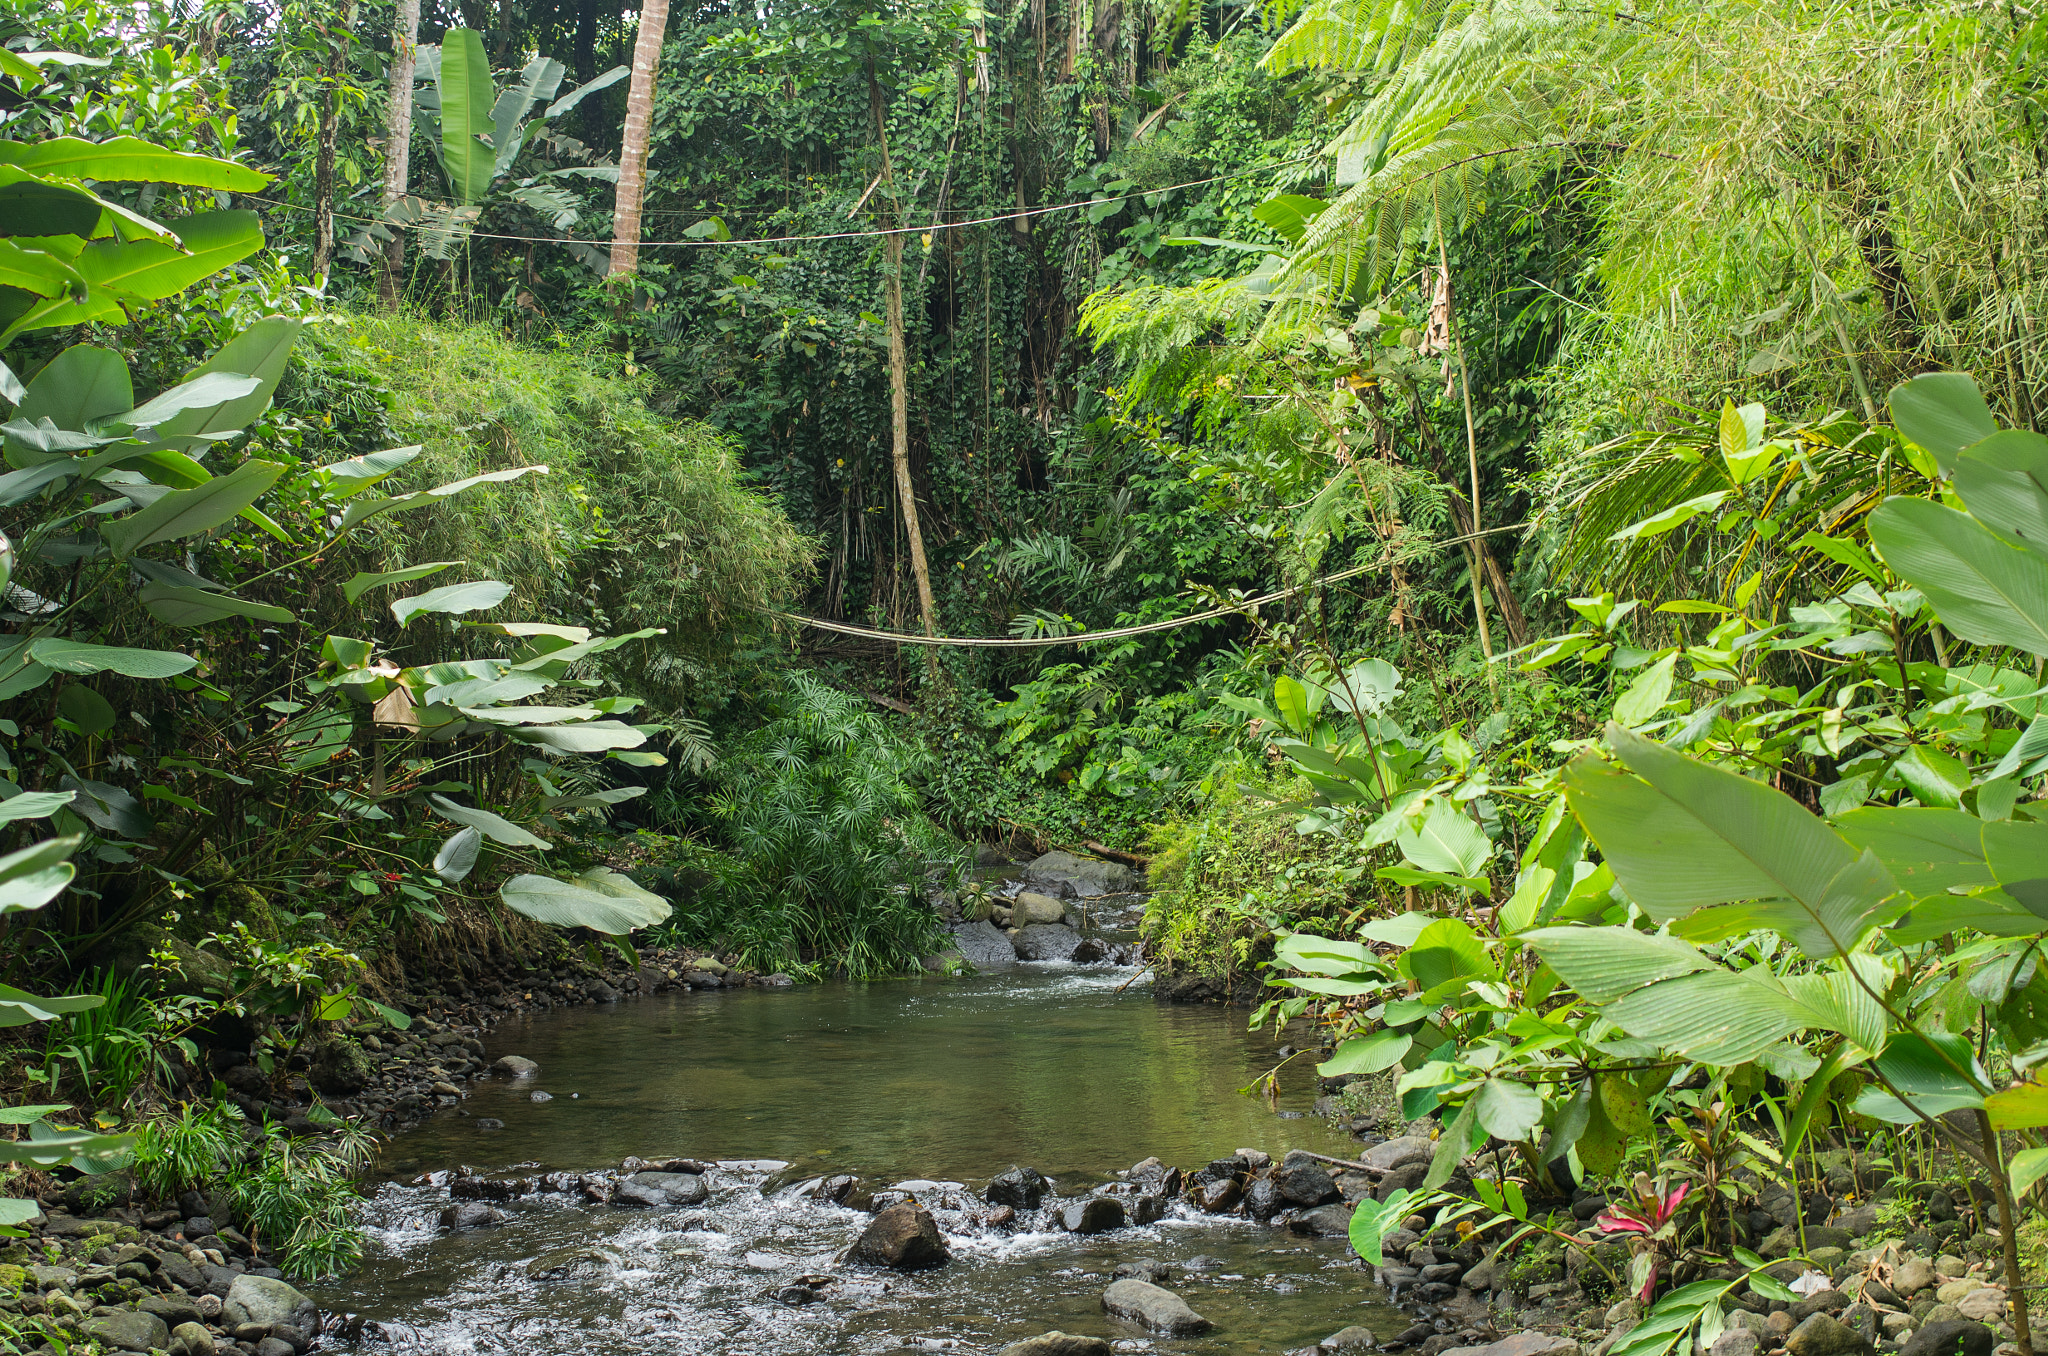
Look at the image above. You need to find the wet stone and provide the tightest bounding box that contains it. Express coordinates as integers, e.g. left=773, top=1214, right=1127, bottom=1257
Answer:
left=1060, top=1197, right=1125, bottom=1234
left=999, top=1334, right=1114, bottom=1356
left=850, top=1203, right=949, bottom=1270
left=986, top=1166, right=1050, bottom=1210
left=1100, top=1278, right=1213, bottom=1337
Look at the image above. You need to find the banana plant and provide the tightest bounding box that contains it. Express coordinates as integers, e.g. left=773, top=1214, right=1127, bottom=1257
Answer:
left=348, top=30, right=626, bottom=267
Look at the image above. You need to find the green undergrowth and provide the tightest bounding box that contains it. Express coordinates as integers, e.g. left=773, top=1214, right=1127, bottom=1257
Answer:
left=1140, top=767, right=1380, bottom=982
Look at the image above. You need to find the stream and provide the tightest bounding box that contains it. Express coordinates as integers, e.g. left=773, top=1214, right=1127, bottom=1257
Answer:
left=315, top=963, right=1411, bottom=1354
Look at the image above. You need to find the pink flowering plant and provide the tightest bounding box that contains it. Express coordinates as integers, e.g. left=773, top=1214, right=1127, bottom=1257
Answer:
left=1596, top=1172, right=1694, bottom=1301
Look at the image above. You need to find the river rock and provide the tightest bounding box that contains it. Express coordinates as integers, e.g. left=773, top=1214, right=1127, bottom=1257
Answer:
left=1323, top=1328, right=1378, bottom=1350
left=1709, top=1330, right=1759, bottom=1356
left=1289, top=1203, right=1354, bottom=1237
left=1900, top=1321, right=1995, bottom=1356
left=1013, top=892, right=1068, bottom=924
left=82, top=1310, right=170, bottom=1353
left=1193, top=1177, right=1241, bottom=1213
left=998, top=1335, right=1114, bottom=1356
left=987, top=1166, right=1050, bottom=1209
left=1785, top=1313, right=1872, bottom=1356
left=138, top=1295, right=203, bottom=1328
left=222, top=1274, right=317, bottom=1335
left=172, top=1320, right=217, bottom=1356
left=1013, top=923, right=1085, bottom=961
left=527, top=1246, right=618, bottom=1280
left=1895, top=1259, right=1938, bottom=1296
left=1937, top=1280, right=1986, bottom=1305
left=950, top=920, right=1018, bottom=969
left=1276, top=1151, right=1339, bottom=1205
left=1954, top=1290, right=2006, bottom=1323
left=1441, top=1335, right=1581, bottom=1356
left=1245, top=1176, right=1284, bottom=1219
left=1364, top=1136, right=1435, bottom=1172
left=1101, top=1278, right=1213, bottom=1336
left=851, top=1203, right=949, bottom=1270
left=1025, top=849, right=1136, bottom=897
left=492, top=1055, right=539, bottom=1076
left=1115, top=1259, right=1171, bottom=1283
left=439, top=1201, right=505, bottom=1229
left=1061, top=1197, right=1125, bottom=1234
left=628, top=1171, right=709, bottom=1205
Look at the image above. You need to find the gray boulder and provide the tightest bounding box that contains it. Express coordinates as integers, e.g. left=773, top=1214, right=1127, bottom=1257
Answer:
left=83, top=1311, right=170, bottom=1353
left=1894, top=1258, right=1938, bottom=1296
left=1440, top=1335, right=1581, bottom=1356
left=222, top=1274, right=317, bottom=1334
left=1013, top=923, right=1085, bottom=961
left=1025, top=849, right=1136, bottom=897
left=1289, top=1203, right=1354, bottom=1237
left=851, top=1202, right=949, bottom=1270
left=1899, top=1320, right=1995, bottom=1356
left=950, top=920, right=1017, bottom=969
left=171, top=1320, right=217, bottom=1356
left=440, top=1201, right=504, bottom=1229
left=1784, top=1313, right=1872, bottom=1356
left=998, top=1336, right=1113, bottom=1356
left=1363, top=1135, right=1435, bottom=1171
left=1275, top=1150, right=1338, bottom=1205
left=1013, top=891, right=1068, bottom=924
left=986, top=1166, right=1049, bottom=1209
left=628, top=1171, right=709, bottom=1204
left=1323, top=1329, right=1378, bottom=1351
left=492, top=1055, right=539, bottom=1076
left=1101, top=1278, right=1213, bottom=1336
left=1060, top=1197, right=1125, bottom=1234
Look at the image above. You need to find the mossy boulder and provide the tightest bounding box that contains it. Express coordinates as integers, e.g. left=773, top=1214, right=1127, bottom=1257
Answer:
left=309, top=1037, right=373, bottom=1095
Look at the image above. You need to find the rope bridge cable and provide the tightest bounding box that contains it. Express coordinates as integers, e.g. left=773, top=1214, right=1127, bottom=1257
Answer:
left=240, top=154, right=1322, bottom=251
left=773, top=524, right=1527, bottom=648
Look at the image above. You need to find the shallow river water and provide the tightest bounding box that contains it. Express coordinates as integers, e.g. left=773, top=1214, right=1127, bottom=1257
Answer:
left=317, top=964, right=1408, bottom=1355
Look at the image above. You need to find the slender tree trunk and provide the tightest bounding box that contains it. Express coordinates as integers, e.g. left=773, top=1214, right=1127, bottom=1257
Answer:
left=311, top=0, right=358, bottom=279
left=574, top=0, right=598, bottom=82
left=868, top=64, right=939, bottom=664
left=608, top=0, right=671, bottom=280
left=378, top=0, right=420, bottom=310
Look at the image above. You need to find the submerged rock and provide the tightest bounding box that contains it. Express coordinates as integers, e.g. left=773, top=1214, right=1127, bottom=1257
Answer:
left=492, top=1055, right=540, bottom=1076
left=439, top=1201, right=505, bottom=1229
left=998, top=1335, right=1113, bottom=1356
left=851, top=1203, right=949, bottom=1270
left=527, top=1246, right=619, bottom=1280
left=1101, top=1278, right=1213, bottom=1336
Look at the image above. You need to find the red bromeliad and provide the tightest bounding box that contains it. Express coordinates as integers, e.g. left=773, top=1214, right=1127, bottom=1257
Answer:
left=1595, top=1172, right=1692, bottom=1301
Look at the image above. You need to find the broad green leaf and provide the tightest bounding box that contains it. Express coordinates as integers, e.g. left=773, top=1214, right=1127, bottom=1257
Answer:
left=432, top=825, right=482, bottom=883
left=1470, top=1079, right=1544, bottom=1142
left=2010, top=1145, right=2048, bottom=1199
left=1612, top=653, right=1677, bottom=728
left=1889, top=371, right=1996, bottom=475
left=73, top=210, right=266, bottom=303
left=1894, top=744, right=1970, bottom=808
left=0, top=136, right=268, bottom=189
left=1608, top=491, right=1730, bottom=543
left=504, top=720, right=647, bottom=753
left=426, top=791, right=548, bottom=849
left=0, top=172, right=101, bottom=239
left=0, top=238, right=85, bottom=301
left=1317, top=1030, right=1411, bottom=1077
left=1273, top=932, right=1378, bottom=976
left=1604, top=970, right=1816, bottom=1064
left=460, top=704, right=599, bottom=725
left=136, top=584, right=294, bottom=627
left=393, top=579, right=510, bottom=626
left=0, top=1195, right=40, bottom=1224
left=1250, top=193, right=1329, bottom=244
left=1852, top=1030, right=1987, bottom=1124
left=1407, top=918, right=1494, bottom=989
left=0, top=862, right=71, bottom=912
left=1273, top=674, right=1313, bottom=735
left=103, top=459, right=285, bottom=556
left=1869, top=498, right=2048, bottom=656
left=1720, top=400, right=1765, bottom=458
left=0, top=979, right=99, bottom=1027
left=0, top=791, right=73, bottom=824
left=1985, top=1080, right=2048, bottom=1131
left=499, top=871, right=671, bottom=933
left=1985, top=819, right=2048, bottom=919
left=545, top=64, right=629, bottom=117
left=1523, top=927, right=1714, bottom=1003
left=1795, top=530, right=1885, bottom=585
left=14, top=343, right=131, bottom=439
left=1569, top=727, right=1877, bottom=952
left=109, top=372, right=261, bottom=433
left=337, top=463, right=548, bottom=530
left=437, top=30, right=501, bottom=205
left=1347, top=1190, right=1411, bottom=1265
left=1890, top=892, right=2047, bottom=943
left=2, top=1127, right=133, bottom=1168
left=1357, top=912, right=1433, bottom=946
left=1835, top=807, right=1992, bottom=894
left=1951, top=430, right=2048, bottom=557
left=1376, top=864, right=1490, bottom=893
left=148, top=316, right=301, bottom=448
left=25, top=639, right=196, bottom=679
left=320, top=445, right=422, bottom=496
left=1396, top=799, right=1493, bottom=878
left=490, top=56, right=566, bottom=177
left=344, top=560, right=462, bottom=603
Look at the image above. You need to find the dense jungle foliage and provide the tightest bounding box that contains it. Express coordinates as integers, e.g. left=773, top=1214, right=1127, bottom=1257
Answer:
left=7, top=0, right=2048, bottom=1343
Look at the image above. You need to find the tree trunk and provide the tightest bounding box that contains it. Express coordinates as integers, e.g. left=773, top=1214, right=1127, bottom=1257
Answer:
left=311, top=0, right=358, bottom=278
left=378, top=0, right=420, bottom=310
left=868, top=64, right=939, bottom=660
left=608, top=0, right=671, bottom=279
left=574, top=0, right=597, bottom=82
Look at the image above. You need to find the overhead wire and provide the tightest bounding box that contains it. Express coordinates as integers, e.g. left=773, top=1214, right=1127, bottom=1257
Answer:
left=775, top=524, right=1527, bottom=648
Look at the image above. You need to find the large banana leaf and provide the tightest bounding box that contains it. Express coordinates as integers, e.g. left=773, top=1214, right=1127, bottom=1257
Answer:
left=146, top=316, right=301, bottom=450
left=490, top=56, right=566, bottom=179
left=437, top=30, right=500, bottom=205
left=14, top=343, right=132, bottom=441
left=1888, top=372, right=1996, bottom=476
left=136, top=584, right=294, bottom=626
left=0, top=135, right=267, bottom=189
left=1951, top=430, right=2048, bottom=555
left=1567, top=725, right=1889, bottom=958
left=426, top=791, right=549, bottom=848
left=500, top=871, right=670, bottom=934
left=0, top=239, right=86, bottom=299
left=1868, top=497, right=2048, bottom=656
left=103, top=459, right=285, bottom=556
left=74, top=210, right=266, bottom=303
left=0, top=170, right=103, bottom=237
